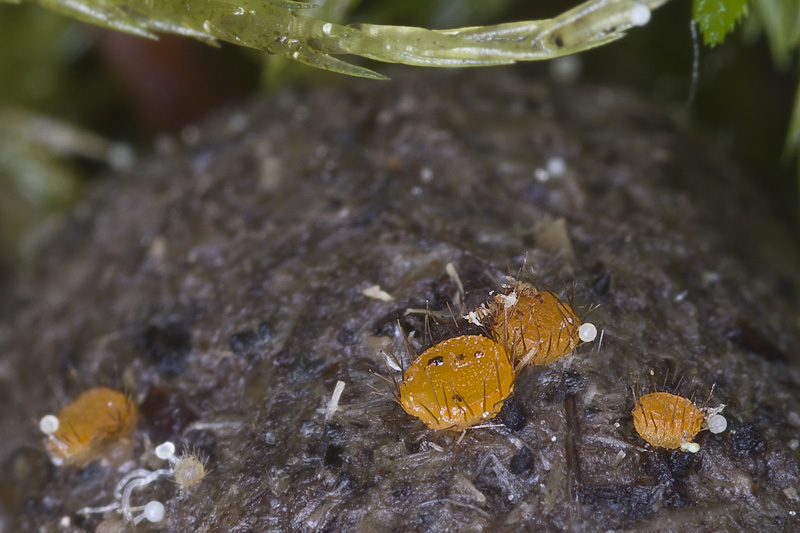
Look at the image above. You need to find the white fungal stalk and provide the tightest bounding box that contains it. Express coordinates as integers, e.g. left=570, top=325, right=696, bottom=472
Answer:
left=325, top=380, right=347, bottom=422
left=38, top=414, right=66, bottom=465
left=362, top=284, right=395, bottom=302
left=121, top=470, right=171, bottom=521
left=77, top=440, right=206, bottom=523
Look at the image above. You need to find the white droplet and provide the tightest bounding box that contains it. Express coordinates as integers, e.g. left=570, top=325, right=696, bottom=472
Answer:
left=549, top=55, right=582, bottom=83
left=39, top=414, right=60, bottom=435
left=143, top=500, right=165, bottom=522
left=322, top=23, right=332, bottom=35
left=107, top=144, right=135, bottom=170
left=227, top=112, right=249, bottom=133
left=546, top=156, right=566, bottom=177
left=578, top=323, right=598, bottom=343
left=707, top=414, right=728, bottom=434
left=362, top=284, right=394, bottom=302
left=680, top=441, right=700, bottom=454
left=629, top=5, right=651, bottom=26
left=420, top=167, right=434, bottom=182
left=180, top=125, right=200, bottom=145
left=155, top=441, right=176, bottom=461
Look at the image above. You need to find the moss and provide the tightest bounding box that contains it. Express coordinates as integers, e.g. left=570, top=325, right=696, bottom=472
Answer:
left=6, top=0, right=668, bottom=78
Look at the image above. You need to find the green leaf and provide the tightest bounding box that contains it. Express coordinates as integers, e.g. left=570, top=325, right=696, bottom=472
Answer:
left=753, top=0, right=800, bottom=69
left=693, top=0, right=750, bottom=46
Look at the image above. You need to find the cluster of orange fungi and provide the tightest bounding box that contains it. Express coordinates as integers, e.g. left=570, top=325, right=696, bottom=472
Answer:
left=393, top=280, right=595, bottom=431
left=389, top=277, right=725, bottom=453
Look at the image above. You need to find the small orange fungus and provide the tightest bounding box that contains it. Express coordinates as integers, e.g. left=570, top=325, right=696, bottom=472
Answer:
left=490, top=281, right=583, bottom=366
left=632, top=392, right=703, bottom=451
left=398, top=335, right=514, bottom=431
left=43, top=387, right=138, bottom=466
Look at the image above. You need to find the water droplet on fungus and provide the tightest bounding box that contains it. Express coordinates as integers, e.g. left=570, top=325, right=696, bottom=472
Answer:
left=489, top=281, right=587, bottom=367
left=42, top=387, right=138, bottom=466
left=398, top=335, right=514, bottom=431
left=706, top=413, right=728, bottom=434
left=629, top=5, right=652, bottom=27
left=632, top=392, right=703, bottom=451
left=39, top=414, right=60, bottom=435
left=578, top=322, right=598, bottom=343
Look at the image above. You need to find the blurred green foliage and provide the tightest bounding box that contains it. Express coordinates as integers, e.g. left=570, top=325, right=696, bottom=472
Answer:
left=2, top=0, right=668, bottom=79
left=744, top=0, right=800, bottom=164
left=0, top=6, right=81, bottom=267
left=0, top=0, right=797, bottom=274
left=693, top=0, right=749, bottom=46
left=693, top=0, right=799, bottom=172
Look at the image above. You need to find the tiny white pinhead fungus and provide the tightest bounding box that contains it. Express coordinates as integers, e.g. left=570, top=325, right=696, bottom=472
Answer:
left=155, top=441, right=177, bottom=462
left=133, top=500, right=165, bottom=525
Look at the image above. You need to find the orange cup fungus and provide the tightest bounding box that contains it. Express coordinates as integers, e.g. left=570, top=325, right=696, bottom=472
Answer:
left=489, top=281, right=593, bottom=367
left=40, top=387, right=138, bottom=466
left=632, top=392, right=704, bottom=452
left=398, top=335, right=514, bottom=431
